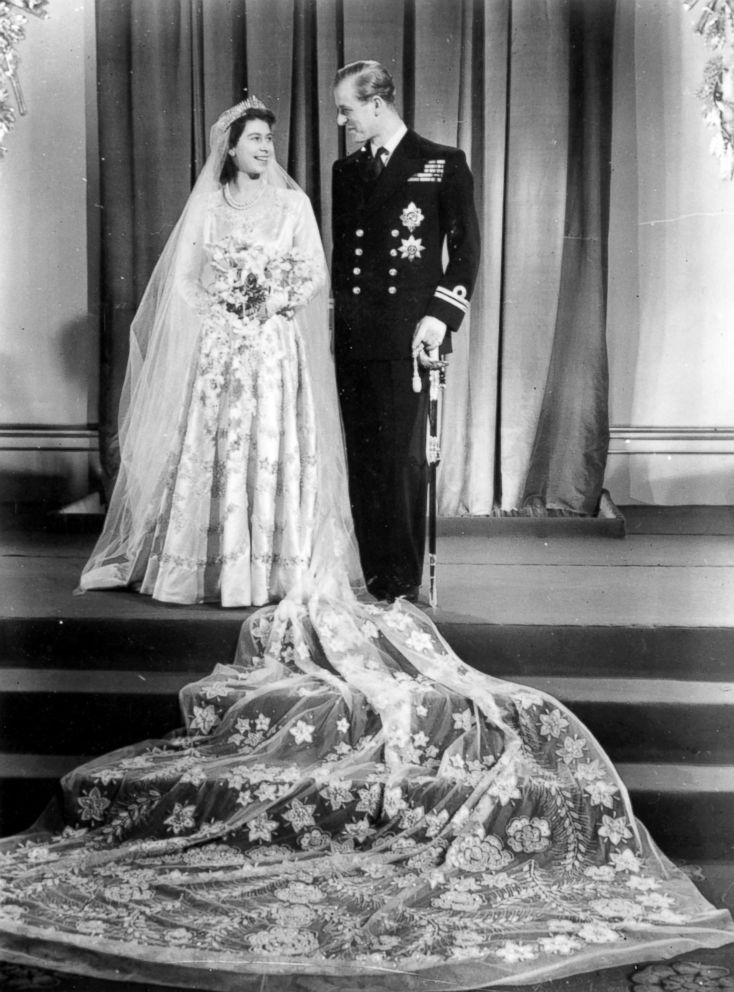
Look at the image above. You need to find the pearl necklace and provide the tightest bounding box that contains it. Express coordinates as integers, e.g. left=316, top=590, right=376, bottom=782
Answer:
left=223, top=181, right=266, bottom=211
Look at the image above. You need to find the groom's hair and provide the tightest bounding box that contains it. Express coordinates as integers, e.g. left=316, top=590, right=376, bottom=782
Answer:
left=334, top=60, right=396, bottom=106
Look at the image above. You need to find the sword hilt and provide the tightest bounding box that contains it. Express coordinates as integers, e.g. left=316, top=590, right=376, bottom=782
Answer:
left=412, top=354, right=422, bottom=393
left=429, top=552, right=438, bottom=609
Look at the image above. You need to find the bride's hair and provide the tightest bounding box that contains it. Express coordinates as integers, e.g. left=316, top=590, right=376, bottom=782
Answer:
left=219, top=106, right=277, bottom=184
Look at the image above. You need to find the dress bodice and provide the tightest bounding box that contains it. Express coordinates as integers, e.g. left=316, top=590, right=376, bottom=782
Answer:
left=199, top=186, right=327, bottom=294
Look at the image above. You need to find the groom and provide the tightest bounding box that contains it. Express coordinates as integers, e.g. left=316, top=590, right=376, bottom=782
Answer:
left=331, top=60, right=480, bottom=602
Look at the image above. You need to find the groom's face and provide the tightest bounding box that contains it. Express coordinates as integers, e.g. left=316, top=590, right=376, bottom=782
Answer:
left=334, top=79, right=378, bottom=146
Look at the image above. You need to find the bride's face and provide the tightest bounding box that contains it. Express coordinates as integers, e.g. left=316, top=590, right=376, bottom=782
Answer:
left=229, top=120, right=274, bottom=178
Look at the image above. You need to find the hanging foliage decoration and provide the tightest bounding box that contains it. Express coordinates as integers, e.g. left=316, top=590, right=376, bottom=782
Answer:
left=0, top=0, right=49, bottom=159
left=685, top=0, right=734, bottom=178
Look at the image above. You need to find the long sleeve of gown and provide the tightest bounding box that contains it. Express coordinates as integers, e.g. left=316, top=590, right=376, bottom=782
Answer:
left=292, top=192, right=329, bottom=304
left=176, top=205, right=215, bottom=316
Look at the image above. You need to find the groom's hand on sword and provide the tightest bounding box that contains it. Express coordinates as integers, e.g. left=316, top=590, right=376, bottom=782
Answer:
left=412, top=316, right=448, bottom=370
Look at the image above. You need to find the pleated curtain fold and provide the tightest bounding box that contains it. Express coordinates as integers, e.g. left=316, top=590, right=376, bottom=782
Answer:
left=96, top=0, right=614, bottom=515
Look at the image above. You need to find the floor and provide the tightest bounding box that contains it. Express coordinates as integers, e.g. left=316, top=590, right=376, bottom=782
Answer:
left=2, top=506, right=733, bottom=627
left=1, top=946, right=734, bottom=992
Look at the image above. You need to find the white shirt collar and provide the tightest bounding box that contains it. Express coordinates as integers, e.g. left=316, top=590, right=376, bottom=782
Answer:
left=369, top=122, right=407, bottom=162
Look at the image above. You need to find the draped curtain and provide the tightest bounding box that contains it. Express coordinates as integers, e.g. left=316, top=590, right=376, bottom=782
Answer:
left=96, top=0, right=614, bottom=515
left=610, top=0, right=734, bottom=505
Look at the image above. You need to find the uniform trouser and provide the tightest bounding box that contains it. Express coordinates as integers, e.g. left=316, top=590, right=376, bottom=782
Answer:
left=337, top=359, right=429, bottom=593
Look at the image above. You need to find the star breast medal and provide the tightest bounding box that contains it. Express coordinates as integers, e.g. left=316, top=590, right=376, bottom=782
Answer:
left=400, top=202, right=424, bottom=232
left=399, top=235, right=425, bottom=261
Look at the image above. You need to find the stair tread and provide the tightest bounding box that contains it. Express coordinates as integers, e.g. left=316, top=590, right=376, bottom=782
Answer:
left=1, top=753, right=86, bottom=777
left=515, top=676, right=734, bottom=705
left=618, top=763, right=734, bottom=791
left=2, top=668, right=734, bottom=706
left=436, top=533, right=734, bottom=567
left=0, top=668, right=200, bottom=694
left=4, top=552, right=734, bottom=627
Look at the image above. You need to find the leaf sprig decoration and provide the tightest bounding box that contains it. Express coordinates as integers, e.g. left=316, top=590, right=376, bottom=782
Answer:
left=0, top=0, right=49, bottom=159
left=684, top=0, right=734, bottom=178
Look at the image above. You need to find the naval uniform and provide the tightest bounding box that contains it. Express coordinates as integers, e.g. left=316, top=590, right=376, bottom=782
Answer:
left=332, top=128, right=480, bottom=599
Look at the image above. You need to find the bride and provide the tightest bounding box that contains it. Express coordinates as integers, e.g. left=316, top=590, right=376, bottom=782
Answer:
left=0, top=101, right=731, bottom=991
left=78, top=98, right=362, bottom=606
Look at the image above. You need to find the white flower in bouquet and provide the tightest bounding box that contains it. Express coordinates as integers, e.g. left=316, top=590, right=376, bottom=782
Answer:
left=204, top=234, right=316, bottom=348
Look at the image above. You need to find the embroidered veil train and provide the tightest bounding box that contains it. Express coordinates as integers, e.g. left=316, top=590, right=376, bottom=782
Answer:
left=0, top=103, right=731, bottom=991
left=0, top=594, right=732, bottom=991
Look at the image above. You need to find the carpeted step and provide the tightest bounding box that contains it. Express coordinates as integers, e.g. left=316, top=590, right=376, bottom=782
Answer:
left=3, top=616, right=734, bottom=679
left=0, top=616, right=243, bottom=672
left=439, top=622, right=734, bottom=682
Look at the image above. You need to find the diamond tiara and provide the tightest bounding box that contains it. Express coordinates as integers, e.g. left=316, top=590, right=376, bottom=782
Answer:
left=216, top=95, right=268, bottom=132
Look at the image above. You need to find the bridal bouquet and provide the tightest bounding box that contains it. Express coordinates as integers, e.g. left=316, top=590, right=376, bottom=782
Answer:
left=205, top=234, right=317, bottom=345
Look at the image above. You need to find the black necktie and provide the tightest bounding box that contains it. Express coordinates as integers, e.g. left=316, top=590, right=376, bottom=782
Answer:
left=366, top=146, right=387, bottom=181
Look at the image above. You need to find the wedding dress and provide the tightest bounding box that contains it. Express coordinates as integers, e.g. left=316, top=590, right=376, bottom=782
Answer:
left=2, top=104, right=731, bottom=989
left=133, top=186, right=327, bottom=605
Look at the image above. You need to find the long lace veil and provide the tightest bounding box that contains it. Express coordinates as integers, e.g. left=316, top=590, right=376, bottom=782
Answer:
left=79, top=102, right=364, bottom=601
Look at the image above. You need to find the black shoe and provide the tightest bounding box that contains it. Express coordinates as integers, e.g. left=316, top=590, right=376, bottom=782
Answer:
left=367, top=576, right=392, bottom=601
left=392, top=584, right=420, bottom=603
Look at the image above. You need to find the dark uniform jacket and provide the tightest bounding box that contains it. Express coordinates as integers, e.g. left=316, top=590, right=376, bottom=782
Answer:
left=332, top=128, right=481, bottom=363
